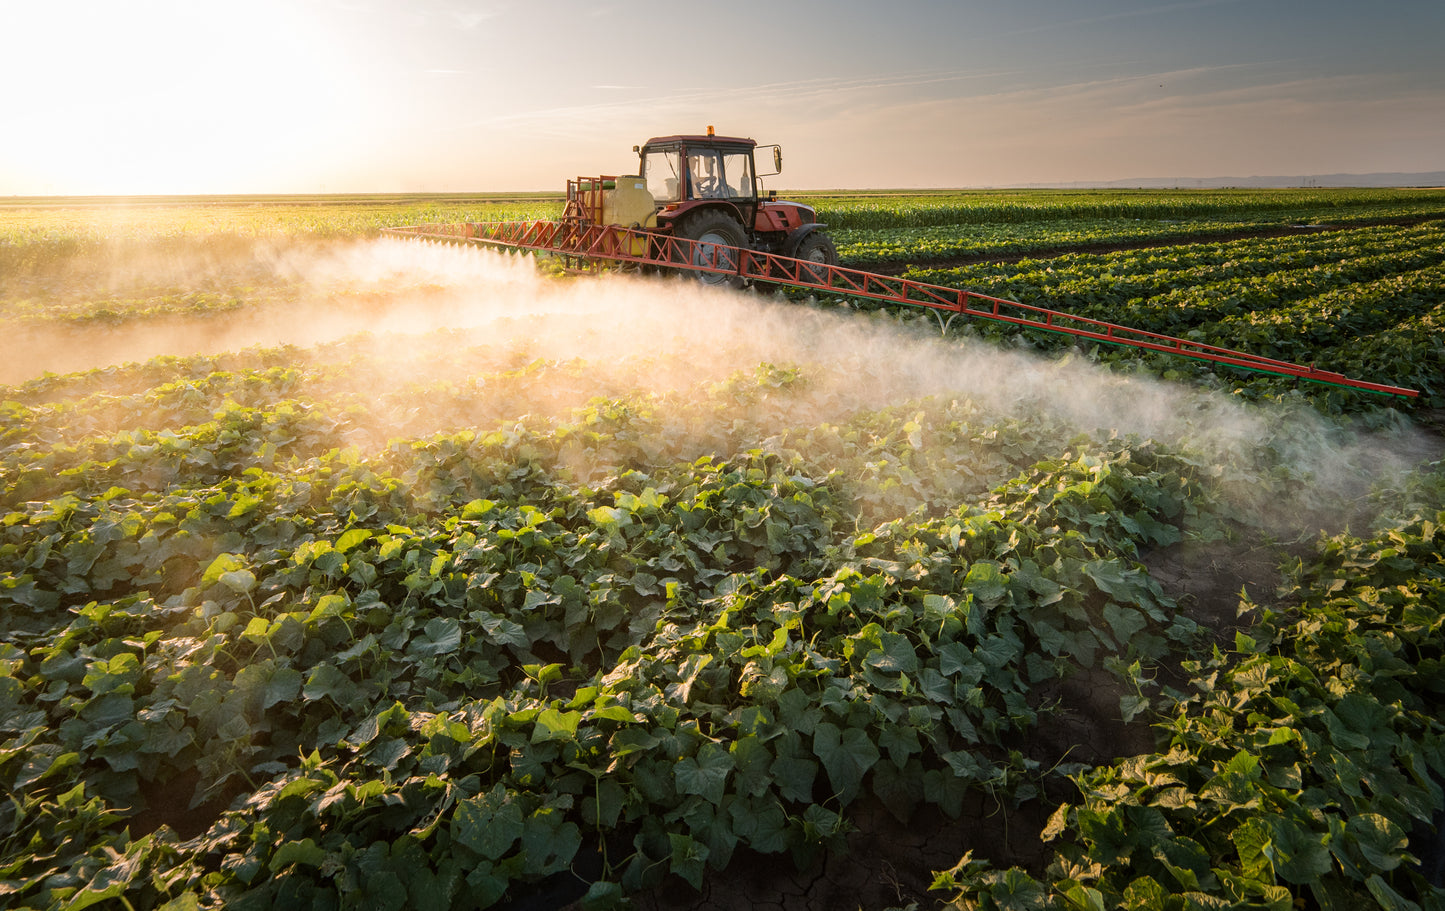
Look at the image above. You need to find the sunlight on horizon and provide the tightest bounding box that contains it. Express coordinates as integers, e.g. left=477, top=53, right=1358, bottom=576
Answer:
left=1, top=1, right=1441, bottom=195
left=5, top=2, right=371, bottom=195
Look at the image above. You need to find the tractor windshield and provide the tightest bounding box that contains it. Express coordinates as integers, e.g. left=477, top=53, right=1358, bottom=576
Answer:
left=688, top=152, right=724, bottom=199
left=685, top=150, right=754, bottom=200
left=641, top=144, right=756, bottom=201
left=642, top=150, right=682, bottom=202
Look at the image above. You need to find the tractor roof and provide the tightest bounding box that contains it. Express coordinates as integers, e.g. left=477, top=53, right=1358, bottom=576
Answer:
left=642, top=134, right=756, bottom=150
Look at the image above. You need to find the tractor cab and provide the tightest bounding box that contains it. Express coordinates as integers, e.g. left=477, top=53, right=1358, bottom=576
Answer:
left=637, top=132, right=762, bottom=205
left=635, top=129, right=823, bottom=266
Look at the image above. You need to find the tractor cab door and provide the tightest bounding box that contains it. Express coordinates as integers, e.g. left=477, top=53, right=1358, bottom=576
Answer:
left=684, top=147, right=757, bottom=228
left=642, top=148, right=683, bottom=203
left=685, top=149, right=754, bottom=201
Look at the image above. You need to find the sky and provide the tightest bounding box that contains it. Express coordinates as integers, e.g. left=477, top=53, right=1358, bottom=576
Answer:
left=2, top=0, right=1442, bottom=195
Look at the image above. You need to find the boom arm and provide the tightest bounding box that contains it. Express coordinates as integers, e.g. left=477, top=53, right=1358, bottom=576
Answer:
left=381, top=220, right=1420, bottom=400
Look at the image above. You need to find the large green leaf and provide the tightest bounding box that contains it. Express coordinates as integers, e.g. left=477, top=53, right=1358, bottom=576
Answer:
left=770, top=746, right=818, bottom=804
left=811, top=722, right=879, bottom=802
left=964, top=561, right=1008, bottom=602
left=1347, top=813, right=1409, bottom=872
left=532, top=708, right=582, bottom=744
left=1102, top=604, right=1148, bottom=646
left=674, top=742, right=734, bottom=805
left=520, top=806, right=582, bottom=876
left=865, top=631, right=919, bottom=676
left=1263, top=815, right=1333, bottom=885
left=452, top=784, right=525, bottom=861
left=668, top=832, right=710, bottom=890
left=409, top=617, right=462, bottom=658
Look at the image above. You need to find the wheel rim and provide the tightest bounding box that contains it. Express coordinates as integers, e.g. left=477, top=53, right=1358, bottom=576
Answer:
left=799, top=240, right=831, bottom=283
left=692, top=229, right=738, bottom=284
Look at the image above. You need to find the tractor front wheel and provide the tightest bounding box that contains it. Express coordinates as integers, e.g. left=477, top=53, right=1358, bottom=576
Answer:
left=674, top=210, right=748, bottom=288
left=793, top=232, right=838, bottom=285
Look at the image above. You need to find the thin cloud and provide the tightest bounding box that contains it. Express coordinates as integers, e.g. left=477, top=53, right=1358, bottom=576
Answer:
left=989, top=0, right=1252, bottom=40
left=448, top=0, right=506, bottom=29
left=452, top=12, right=495, bottom=29
left=458, top=68, right=1028, bottom=133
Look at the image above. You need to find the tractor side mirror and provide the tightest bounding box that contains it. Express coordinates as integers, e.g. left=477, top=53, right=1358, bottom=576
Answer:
left=757, top=145, right=783, bottom=177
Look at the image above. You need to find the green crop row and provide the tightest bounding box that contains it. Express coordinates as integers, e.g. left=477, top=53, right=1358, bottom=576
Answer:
left=937, top=502, right=1445, bottom=911
left=811, top=188, right=1445, bottom=230
left=3, top=197, right=1443, bottom=910
left=4, top=343, right=1442, bottom=908
left=0, top=346, right=1201, bottom=909
left=834, top=210, right=1445, bottom=267
left=889, top=223, right=1445, bottom=409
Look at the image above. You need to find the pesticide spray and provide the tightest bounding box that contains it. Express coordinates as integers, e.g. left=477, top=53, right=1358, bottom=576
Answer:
left=5, top=236, right=1436, bottom=534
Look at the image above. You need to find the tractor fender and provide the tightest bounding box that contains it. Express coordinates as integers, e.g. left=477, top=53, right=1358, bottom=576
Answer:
left=782, top=223, right=829, bottom=258
left=657, top=201, right=747, bottom=233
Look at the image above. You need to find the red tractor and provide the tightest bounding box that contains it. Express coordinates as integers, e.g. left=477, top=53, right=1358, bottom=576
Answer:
left=562, top=127, right=838, bottom=286
left=384, top=141, right=1419, bottom=399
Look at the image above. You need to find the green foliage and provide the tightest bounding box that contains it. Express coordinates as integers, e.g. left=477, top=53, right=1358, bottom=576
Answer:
left=2, top=192, right=1442, bottom=910
left=809, top=187, right=1445, bottom=231
left=0, top=336, right=1229, bottom=908
left=933, top=466, right=1445, bottom=910
left=902, top=222, right=1445, bottom=408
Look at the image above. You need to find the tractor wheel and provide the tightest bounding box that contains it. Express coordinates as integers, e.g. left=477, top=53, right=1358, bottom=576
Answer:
left=674, top=210, right=748, bottom=288
left=794, top=232, right=838, bottom=285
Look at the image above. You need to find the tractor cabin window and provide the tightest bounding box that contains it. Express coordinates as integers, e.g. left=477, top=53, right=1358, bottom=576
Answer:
left=687, top=151, right=725, bottom=199
left=643, top=150, right=682, bottom=202
left=722, top=153, right=753, bottom=199
left=684, top=151, right=754, bottom=200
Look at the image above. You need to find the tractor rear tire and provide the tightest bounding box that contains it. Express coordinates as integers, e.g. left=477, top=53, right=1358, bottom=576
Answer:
left=794, top=232, right=838, bottom=285
left=674, top=210, right=748, bottom=288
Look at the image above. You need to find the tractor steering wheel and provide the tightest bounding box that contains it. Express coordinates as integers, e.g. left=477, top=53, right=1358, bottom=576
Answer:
left=694, top=174, right=720, bottom=198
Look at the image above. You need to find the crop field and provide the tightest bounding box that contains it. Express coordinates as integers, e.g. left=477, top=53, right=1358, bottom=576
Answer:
left=2, top=189, right=1444, bottom=911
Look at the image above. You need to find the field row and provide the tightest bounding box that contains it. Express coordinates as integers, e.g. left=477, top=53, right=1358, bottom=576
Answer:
left=2, top=194, right=1443, bottom=910
left=4, top=188, right=1444, bottom=259
left=6, top=342, right=1441, bottom=908
left=819, top=189, right=1445, bottom=231
left=834, top=208, right=1445, bottom=267
left=891, top=223, right=1445, bottom=408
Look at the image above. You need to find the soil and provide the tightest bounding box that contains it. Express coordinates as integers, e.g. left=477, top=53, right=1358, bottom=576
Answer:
left=624, top=795, right=1057, bottom=911
left=1140, top=538, right=1287, bottom=646
left=130, top=766, right=244, bottom=841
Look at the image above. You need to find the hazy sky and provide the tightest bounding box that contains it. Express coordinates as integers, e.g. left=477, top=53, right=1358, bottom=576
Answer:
left=3, top=0, right=1442, bottom=195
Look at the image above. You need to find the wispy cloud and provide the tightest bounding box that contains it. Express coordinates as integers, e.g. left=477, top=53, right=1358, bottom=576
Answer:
left=452, top=11, right=495, bottom=30
left=456, top=68, right=1027, bottom=133
left=447, top=0, right=506, bottom=30
left=827, top=64, right=1445, bottom=184
left=987, top=0, right=1251, bottom=40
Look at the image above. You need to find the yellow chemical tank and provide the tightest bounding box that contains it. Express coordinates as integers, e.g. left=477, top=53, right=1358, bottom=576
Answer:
left=602, top=176, right=656, bottom=255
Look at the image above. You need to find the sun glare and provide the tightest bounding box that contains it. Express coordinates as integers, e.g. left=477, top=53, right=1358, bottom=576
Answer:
left=6, top=2, right=359, bottom=195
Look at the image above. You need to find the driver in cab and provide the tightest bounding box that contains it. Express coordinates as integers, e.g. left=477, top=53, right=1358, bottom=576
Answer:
left=688, top=153, right=726, bottom=199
